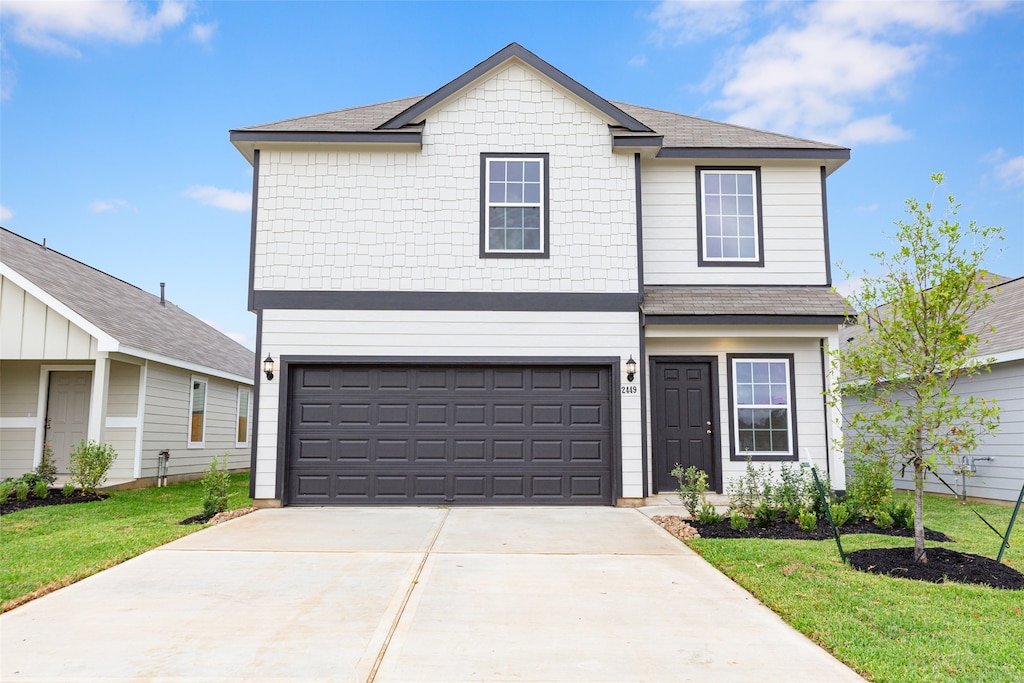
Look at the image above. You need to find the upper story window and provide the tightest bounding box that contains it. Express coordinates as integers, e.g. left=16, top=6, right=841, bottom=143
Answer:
left=188, top=376, right=207, bottom=448
left=480, top=153, right=549, bottom=258
left=697, top=168, right=763, bottom=267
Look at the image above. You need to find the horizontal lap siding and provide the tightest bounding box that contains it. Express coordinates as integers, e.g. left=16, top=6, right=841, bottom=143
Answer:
left=256, top=310, right=642, bottom=501
left=0, top=428, right=35, bottom=478
left=642, top=163, right=828, bottom=285
left=644, top=333, right=841, bottom=489
left=141, top=362, right=250, bottom=478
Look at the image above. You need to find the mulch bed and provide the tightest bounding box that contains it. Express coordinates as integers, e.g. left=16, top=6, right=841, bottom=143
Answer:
left=690, top=514, right=952, bottom=542
left=1, top=490, right=106, bottom=515
left=657, top=513, right=1023, bottom=590
left=848, top=547, right=1024, bottom=590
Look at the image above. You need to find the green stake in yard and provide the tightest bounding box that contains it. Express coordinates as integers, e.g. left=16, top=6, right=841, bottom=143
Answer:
left=996, top=481, right=1024, bottom=564
left=810, top=465, right=846, bottom=563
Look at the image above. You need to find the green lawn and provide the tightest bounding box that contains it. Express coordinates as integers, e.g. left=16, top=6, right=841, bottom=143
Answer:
left=1, top=473, right=252, bottom=611
left=687, top=492, right=1024, bottom=683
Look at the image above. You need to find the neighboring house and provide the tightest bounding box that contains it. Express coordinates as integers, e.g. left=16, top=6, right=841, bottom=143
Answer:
left=0, top=228, right=255, bottom=485
left=843, top=275, right=1024, bottom=504
left=230, top=43, right=850, bottom=507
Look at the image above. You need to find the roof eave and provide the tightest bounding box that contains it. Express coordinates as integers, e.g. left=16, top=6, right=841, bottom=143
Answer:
left=230, top=130, right=423, bottom=163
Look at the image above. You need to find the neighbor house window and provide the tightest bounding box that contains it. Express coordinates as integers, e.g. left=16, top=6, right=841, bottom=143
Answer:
left=188, top=377, right=207, bottom=448
left=236, top=387, right=250, bottom=446
left=697, top=168, right=763, bottom=266
left=480, top=153, right=549, bottom=258
left=728, top=355, right=797, bottom=460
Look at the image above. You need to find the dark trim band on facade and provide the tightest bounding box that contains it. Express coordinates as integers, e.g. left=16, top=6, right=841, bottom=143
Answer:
left=247, top=149, right=260, bottom=313
left=658, top=147, right=850, bottom=160
left=379, top=43, right=653, bottom=133
left=645, top=314, right=847, bottom=325
left=613, top=135, right=664, bottom=148
left=820, top=166, right=833, bottom=287
left=252, top=290, right=640, bottom=312
left=229, top=131, right=423, bottom=145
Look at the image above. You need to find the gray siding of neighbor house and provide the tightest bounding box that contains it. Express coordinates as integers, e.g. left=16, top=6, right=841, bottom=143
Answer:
left=140, top=361, right=249, bottom=478
left=846, top=359, right=1024, bottom=503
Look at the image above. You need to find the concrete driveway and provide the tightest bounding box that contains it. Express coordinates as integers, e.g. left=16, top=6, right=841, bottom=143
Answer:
left=2, top=507, right=863, bottom=682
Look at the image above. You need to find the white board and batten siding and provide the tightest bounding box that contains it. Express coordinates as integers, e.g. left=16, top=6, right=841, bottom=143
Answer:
left=847, top=359, right=1024, bottom=503
left=141, top=362, right=250, bottom=478
left=644, top=328, right=845, bottom=489
left=1, top=276, right=98, bottom=360
left=253, top=62, right=638, bottom=295
left=256, top=310, right=644, bottom=501
left=642, top=163, right=829, bottom=286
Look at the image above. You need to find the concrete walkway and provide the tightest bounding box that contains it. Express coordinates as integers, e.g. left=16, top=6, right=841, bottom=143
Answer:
left=1, top=507, right=864, bottom=682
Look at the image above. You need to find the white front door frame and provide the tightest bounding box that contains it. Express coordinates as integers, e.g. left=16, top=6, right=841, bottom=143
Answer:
left=33, top=364, right=94, bottom=468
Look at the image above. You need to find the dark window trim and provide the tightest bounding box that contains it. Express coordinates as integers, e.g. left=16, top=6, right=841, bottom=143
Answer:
left=480, top=153, right=550, bottom=259
left=696, top=166, right=765, bottom=268
left=725, top=353, right=799, bottom=462
left=275, top=355, right=623, bottom=505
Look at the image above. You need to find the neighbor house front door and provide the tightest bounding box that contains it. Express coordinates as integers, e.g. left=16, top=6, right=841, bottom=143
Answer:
left=44, top=371, right=92, bottom=473
left=651, top=358, right=718, bottom=494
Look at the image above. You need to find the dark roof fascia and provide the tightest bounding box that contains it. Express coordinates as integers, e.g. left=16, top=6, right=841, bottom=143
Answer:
left=657, top=147, right=851, bottom=161
left=612, top=134, right=664, bottom=148
left=229, top=131, right=422, bottom=145
left=646, top=314, right=847, bottom=326
left=379, top=43, right=653, bottom=133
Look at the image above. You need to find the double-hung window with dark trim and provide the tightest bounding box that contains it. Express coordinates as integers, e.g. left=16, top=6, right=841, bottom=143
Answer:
left=726, top=354, right=798, bottom=461
left=696, top=167, right=764, bottom=267
left=480, top=153, right=549, bottom=258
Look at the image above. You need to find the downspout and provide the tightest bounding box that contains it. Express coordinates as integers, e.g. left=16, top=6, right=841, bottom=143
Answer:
left=635, top=153, right=649, bottom=499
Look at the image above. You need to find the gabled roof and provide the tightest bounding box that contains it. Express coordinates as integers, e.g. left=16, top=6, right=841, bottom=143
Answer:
left=643, top=285, right=848, bottom=325
left=230, top=43, right=849, bottom=169
left=1, top=228, right=254, bottom=383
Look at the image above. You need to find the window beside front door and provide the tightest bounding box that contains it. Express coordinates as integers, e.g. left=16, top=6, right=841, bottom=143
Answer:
left=188, top=377, right=207, bottom=448
left=480, top=153, right=549, bottom=258
left=697, top=167, right=764, bottom=267
left=727, top=355, right=798, bottom=461
left=236, top=387, right=250, bottom=447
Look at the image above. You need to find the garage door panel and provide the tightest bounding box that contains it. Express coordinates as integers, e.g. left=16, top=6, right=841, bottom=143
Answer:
left=287, top=364, right=614, bottom=505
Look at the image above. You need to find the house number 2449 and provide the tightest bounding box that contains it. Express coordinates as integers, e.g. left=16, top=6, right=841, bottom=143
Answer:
left=621, top=385, right=638, bottom=394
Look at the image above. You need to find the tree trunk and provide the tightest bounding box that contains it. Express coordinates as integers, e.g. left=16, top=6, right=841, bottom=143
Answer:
left=914, top=454, right=927, bottom=563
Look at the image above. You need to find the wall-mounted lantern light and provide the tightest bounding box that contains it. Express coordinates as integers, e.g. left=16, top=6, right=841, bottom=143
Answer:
left=263, top=354, right=275, bottom=381
left=625, top=355, right=637, bottom=383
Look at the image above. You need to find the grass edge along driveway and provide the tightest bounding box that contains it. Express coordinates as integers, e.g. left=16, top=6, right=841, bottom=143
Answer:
left=1, top=473, right=252, bottom=612
left=686, top=492, right=1023, bottom=683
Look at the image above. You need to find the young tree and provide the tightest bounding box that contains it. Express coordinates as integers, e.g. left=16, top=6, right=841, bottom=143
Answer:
left=829, top=174, right=1002, bottom=562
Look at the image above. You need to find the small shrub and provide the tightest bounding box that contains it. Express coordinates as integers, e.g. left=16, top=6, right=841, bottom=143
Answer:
left=828, top=501, right=852, bottom=527
left=884, top=499, right=914, bottom=530
left=35, top=443, right=58, bottom=485
left=807, top=469, right=834, bottom=517
left=873, top=509, right=894, bottom=530
left=68, top=440, right=118, bottom=496
left=201, top=454, right=231, bottom=517
left=726, top=456, right=771, bottom=518
left=847, top=453, right=893, bottom=518
left=62, top=481, right=76, bottom=498
left=754, top=501, right=776, bottom=528
left=672, top=464, right=708, bottom=519
left=32, top=479, right=49, bottom=499
left=15, top=480, right=30, bottom=501
left=798, top=509, right=817, bottom=532
left=0, top=480, right=13, bottom=502
left=785, top=502, right=802, bottom=524
left=697, top=502, right=723, bottom=525
left=730, top=514, right=749, bottom=532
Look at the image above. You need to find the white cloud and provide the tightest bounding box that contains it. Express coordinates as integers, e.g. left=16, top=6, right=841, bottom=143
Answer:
left=995, top=155, right=1024, bottom=188
left=2, top=0, right=188, bottom=56
left=184, top=185, right=251, bottom=212
left=628, top=54, right=647, bottom=68
left=650, top=0, right=750, bottom=42
left=671, top=1, right=1009, bottom=144
left=855, top=203, right=880, bottom=213
left=835, top=276, right=867, bottom=300
left=190, top=21, right=216, bottom=44
left=0, top=205, right=13, bottom=221
left=90, top=198, right=136, bottom=213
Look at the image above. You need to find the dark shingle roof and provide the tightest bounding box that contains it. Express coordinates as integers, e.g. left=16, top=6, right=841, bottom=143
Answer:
left=643, top=286, right=849, bottom=318
left=237, top=96, right=425, bottom=133
left=978, top=276, right=1024, bottom=356
left=1, top=228, right=254, bottom=381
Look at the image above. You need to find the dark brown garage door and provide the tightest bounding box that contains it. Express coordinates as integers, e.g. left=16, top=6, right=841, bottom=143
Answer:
left=286, top=363, right=614, bottom=505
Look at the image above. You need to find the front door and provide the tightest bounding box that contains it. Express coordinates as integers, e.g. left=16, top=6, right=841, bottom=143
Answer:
left=651, top=359, right=717, bottom=494
left=44, top=371, right=92, bottom=473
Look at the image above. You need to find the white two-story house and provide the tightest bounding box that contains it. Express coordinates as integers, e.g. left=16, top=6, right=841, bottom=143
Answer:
left=230, top=44, right=849, bottom=507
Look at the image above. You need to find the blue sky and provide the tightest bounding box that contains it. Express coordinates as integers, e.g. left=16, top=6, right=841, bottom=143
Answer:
left=2, top=0, right=1021, bottom=349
